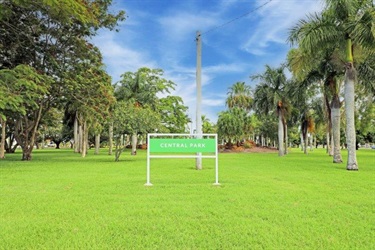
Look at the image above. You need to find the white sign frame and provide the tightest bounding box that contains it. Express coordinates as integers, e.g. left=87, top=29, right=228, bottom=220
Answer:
left=145, top=133, right=220, bottom=186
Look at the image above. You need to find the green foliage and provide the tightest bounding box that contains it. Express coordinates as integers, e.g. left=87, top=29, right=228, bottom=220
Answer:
left=356, top=101, right=375, bottom=136
left=201, top=115, right=216, bottom=134
left=0, top=0, right=125, bottom=159
left=252, top=65, right=290, bottom=151
left=112, top=101, right=161, bottom=161
left=0, top=65, right=51, bottom=116
left=158, top=96, right=189, bottom=133
left=252, top=64, right=289, bottom=117
left=288, top=0, right=375, bottom=168
left=115, top=67, right=189, bottom=133
left=217, top=108, right=246, bottom=143
left=113, top=101, right=161, bottom=136
left=1, top=0, right=125, bottom=72
left=226, top=81, right=253, bottom=111
left=257, top=115, right=278, bottom=142
left=66, top=60, right=115, bottom=125
left=115, top=68, right=175, bottom=108
left=0, top=148, right=374, bottom=249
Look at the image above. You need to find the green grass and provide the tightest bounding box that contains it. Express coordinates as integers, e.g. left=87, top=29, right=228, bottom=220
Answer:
left=0, top=148, right=374, bottom=249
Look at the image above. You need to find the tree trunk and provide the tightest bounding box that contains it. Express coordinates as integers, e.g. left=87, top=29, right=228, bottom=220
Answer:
left=15, top=105, right=43, bottom=161
left=301, top=120, right=308, bottom=154
left=344, top=62, right=358, bottom=170
left=114, top=137, right=121, bottom=161
left=284, top=123, right=288, bottom=155
left=330, top=134, right=334, bottom=156
left=300, top=131, right=304, bottom=152
left=74, top=113, right=79, bottom=153
left=324, top=90, right=333, bottom=156
left=331, top=95, right=343, bottom=163
left=303, top=134, right=308, bottom=155
left=114, top=135, right=128, bottom=162
left=95, top=133, right=100, bottom=155
left=78, top=122, right=83, bottom=154
left=119, top=134, right=123, bottom=147
left=131, top=133, right=137, bottom=155
left=314, top=135, right=317, bottom=149
left=22, top=147, right=33, bottom=160
left=277, top=110, right=284, bottom=156
left=326, top=131, right=330, bottom=154
left=6, top=136, right=18, bottom=153
left=108, top=122, right=113, bottom=155
left=81, top=120, right=87, bottom=158
left=41, top=133, right=45, bottom=149
left=0, top=117, right=6, bottom=159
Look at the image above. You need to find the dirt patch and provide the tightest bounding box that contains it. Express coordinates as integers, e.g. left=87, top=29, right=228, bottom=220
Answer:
left=220, top=146, right=277, bottom=153
left=219, top=140, right=277, bottom=153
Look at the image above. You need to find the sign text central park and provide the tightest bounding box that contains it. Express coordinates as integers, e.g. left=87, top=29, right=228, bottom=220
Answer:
left=149, top=138, right=216, bottom=153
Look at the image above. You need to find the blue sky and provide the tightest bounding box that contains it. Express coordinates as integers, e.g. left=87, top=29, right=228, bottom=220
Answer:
left=93, top=0, right=323, bottom=124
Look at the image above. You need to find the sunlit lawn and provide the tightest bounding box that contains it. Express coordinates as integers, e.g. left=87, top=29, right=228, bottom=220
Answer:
left=0, top=147, right=374, bottom=249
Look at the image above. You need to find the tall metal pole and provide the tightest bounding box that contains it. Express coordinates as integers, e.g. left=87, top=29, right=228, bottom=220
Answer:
left=196, top=31, right=202, bottom=170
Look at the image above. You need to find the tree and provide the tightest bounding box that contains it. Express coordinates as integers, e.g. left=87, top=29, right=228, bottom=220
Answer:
left=0, top=0, right=125, bottom=160
left=289, top=0, right=375, bottom=170
left=112, top=101, right=161, bottom=161
left=202, top=115, right=216, bottom=134
left=158, top=96, right=190, bottom=133
left=0, top=65, right=51, bottom=160
left=0, top=65, right=31, bottom=158
left=290, top=31, right=352, bottom=161
left=226, top=82, right=253, bottom=111
left=217, top=108, right=245, bottom=147
left=287, top=47, right=344, bottom=160
left=115, top=68, right=175, bottom=108
left=252, top=65, right=290, bottom=156
left=39, top=108, right=66, bottom=149
left=220, top=81, right=254, bottom=146
left=66, top=58, right=115, bottom=157
left=115, top=67, right=178, bottom=155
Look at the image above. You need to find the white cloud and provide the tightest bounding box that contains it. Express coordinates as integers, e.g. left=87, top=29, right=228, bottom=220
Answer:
left=204, top=63, right=248, bottom=74
left=202, top=98, right=225, bottom=107
left=92, top=31, right=157, bottom=82
left=242, top=0, right=323, bottom=55
left=158, top=12, right=218, bottom=41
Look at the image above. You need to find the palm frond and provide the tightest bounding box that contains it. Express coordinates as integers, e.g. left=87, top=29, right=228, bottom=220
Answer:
left=348, top=8, right=375, bottom=51
left=289, top=12, right=343, bottom=54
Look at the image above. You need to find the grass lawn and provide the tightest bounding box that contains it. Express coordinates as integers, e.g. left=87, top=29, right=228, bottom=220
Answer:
left=0, top=147, right=374, bottom=249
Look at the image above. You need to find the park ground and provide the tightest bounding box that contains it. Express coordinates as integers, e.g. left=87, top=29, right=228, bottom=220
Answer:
left=0, top=148, right=374, bottom=249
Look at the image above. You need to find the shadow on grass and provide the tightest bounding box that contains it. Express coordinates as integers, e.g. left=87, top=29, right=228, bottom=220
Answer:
left=1, top=149, right=143, bottom=164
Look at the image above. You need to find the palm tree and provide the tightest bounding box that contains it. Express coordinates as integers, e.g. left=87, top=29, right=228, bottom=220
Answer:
left=252, top=65, right=290, bottom=156
left=201, top=115, right=215, bottom=133
left=289, top=0, right=375, bottom=170
left=226, top=82, right=253, bottom=111
left=285, top=75, right=318, bottom=154
left=287, top=48, right=344, bottom=162
left=115, top=68, right=173, bottom=109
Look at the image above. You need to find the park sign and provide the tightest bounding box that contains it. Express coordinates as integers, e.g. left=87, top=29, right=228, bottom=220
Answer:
left=146, top=133, right=220, bottom=186
left=149, top=138, right=216, bottom=153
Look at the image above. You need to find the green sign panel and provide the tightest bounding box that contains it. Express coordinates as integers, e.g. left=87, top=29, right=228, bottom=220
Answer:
left=149, top=138, right=216, bottom=153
